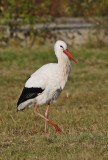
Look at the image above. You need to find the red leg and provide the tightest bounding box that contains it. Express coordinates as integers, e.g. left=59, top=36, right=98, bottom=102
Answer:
left=34, top=104, right=63, bottom=134
left=45, top=105, right=49, bottom=133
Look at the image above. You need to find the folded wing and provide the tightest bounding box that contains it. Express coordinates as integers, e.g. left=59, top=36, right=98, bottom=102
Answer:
left=17, top=87, right=44, bottom=106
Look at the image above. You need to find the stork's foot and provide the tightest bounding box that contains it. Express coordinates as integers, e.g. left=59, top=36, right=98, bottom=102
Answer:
left=48, top=120, right=63, bottom=133
left=54, top=124, right=63, bottom=133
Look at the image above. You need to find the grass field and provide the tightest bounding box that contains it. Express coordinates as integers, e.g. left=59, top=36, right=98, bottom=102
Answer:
left=0, top=44, right=108, bottom=160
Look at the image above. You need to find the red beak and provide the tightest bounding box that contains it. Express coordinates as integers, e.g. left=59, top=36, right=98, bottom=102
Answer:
left=63, top=49, right=78, bottom=63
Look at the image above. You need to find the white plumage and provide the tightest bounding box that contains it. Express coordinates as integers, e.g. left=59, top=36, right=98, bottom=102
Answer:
left=17, top=40, right=77, bottom=133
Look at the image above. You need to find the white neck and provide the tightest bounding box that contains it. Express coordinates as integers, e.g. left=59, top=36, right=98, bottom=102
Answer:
left=56, top=51, right=71, bottom=89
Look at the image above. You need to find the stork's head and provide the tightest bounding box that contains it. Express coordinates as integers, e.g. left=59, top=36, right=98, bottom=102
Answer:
left=54, top=40, right=77, bottom=63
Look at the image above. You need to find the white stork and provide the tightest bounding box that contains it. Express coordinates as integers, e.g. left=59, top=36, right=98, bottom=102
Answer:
left=17, top=40, right=77, bottom=133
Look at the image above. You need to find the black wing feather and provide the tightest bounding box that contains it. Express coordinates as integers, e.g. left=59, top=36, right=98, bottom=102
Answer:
left=17, top=87, right=44, bottom=106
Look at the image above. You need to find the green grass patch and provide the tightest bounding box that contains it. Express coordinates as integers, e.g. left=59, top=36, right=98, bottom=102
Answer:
left=0, top=46, right=108, bottom=160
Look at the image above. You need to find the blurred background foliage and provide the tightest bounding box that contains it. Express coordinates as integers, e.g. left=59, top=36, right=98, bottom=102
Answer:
left=0, top=0, right=108, bottom=47
left=0, top=0, right=108, bottom=24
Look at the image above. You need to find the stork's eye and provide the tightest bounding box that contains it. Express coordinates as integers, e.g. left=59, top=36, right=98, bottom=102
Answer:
left=60, top=45, right=63, bottom=49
